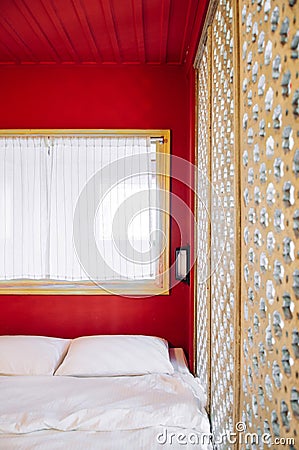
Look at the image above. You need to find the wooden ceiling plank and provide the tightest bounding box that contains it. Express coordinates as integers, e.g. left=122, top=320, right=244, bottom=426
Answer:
left=160, top=0, right=171, bottom=64
left=132, top=0, right=146, bottom=63
left=50, top=0, right=81, bottom=62
left=70, top=0, right=102, bottom=62
left=179, top=0, right=194, bottom=64
left=0, top=39, right=21, bottom=63
left=0, top=0, right=210, bottom=65
left=0, top=16, right=38, bottom=61
left=39, top=0, right=80, bottom=62
left=15, top=0, right=60, bottom=62
left=100, top=0, right=121, bottom=63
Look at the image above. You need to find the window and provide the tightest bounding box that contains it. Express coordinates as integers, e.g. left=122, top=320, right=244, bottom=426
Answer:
left=0, top=130, right=170, bottom=295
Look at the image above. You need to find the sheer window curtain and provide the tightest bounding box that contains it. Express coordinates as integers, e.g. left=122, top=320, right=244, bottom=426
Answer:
left=0, top=137, right=48, bottom=280
left=0, top=136, right=156, bottom=283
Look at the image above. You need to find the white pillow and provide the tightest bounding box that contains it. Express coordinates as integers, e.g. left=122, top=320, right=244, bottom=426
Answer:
left=0, top=335, right=71, bottom=376
left=55, top=335, right=174, bottom=377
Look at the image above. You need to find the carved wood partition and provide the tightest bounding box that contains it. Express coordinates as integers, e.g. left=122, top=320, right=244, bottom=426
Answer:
left=196, top=30, right=212, bottom=400
left=195, top=0, right=298, bottom=448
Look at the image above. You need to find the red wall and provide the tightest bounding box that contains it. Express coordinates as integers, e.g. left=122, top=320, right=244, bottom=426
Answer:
left=0, top=64, right=195, bottom=366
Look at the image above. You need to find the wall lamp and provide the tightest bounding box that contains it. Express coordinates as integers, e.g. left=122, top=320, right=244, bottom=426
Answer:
left=175, top=245, right=190, bottom=285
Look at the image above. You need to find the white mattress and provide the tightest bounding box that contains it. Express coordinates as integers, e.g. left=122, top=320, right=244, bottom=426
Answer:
left=0, top=348, right=211, bottom=450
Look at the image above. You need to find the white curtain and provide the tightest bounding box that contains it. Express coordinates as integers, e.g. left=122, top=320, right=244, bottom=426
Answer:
left=0, top=137, right=48, bottom=280
left=0, top=136, right=157, bottom=282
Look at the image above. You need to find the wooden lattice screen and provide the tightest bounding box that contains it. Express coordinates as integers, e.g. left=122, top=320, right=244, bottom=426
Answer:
left=196, top=35, right=210, bottom=397
left=239, top=0, right=299, bottom=446
left=195, top=0, right=298, bottom=448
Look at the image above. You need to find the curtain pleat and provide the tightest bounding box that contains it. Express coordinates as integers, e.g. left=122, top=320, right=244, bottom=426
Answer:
left=0, top=137, right=47, bottom=280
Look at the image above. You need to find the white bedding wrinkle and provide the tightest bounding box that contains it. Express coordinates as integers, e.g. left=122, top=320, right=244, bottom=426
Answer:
left=0, top=373, right=209, bottom=435
left=0, top=428, right=213, bottom=450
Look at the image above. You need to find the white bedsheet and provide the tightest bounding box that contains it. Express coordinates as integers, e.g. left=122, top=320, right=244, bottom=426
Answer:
left=0, top=349, right=211, bottom=449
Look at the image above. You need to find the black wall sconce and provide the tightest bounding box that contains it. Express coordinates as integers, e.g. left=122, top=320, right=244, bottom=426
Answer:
left=175, top=245, right=190, bottom=285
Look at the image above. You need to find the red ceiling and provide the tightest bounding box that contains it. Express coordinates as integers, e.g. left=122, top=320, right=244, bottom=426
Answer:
left=0, top=0, right=208, bottom=65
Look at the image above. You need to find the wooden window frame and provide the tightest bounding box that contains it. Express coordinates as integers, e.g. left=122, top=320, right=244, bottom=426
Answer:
left=0, top=129, right=170, bottom=296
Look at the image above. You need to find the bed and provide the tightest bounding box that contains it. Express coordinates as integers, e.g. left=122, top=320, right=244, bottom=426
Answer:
left=0, top=335, right=211, bottom=450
